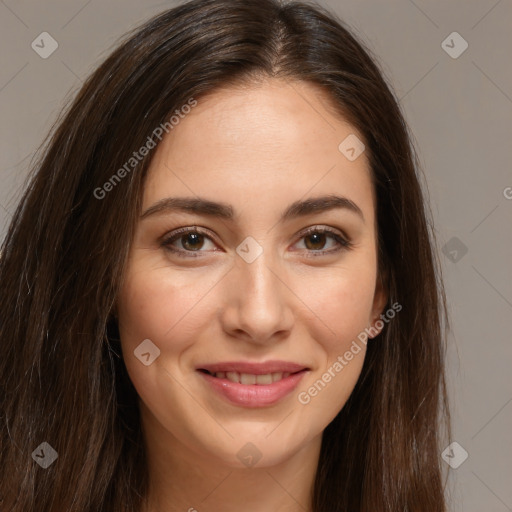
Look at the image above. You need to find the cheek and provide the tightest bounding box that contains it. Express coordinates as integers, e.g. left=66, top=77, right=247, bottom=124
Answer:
left=117, top=257, right=218, bottom=348
left=297, top=271, right=374, bottom=419
left=116, top=256, right=234, bottom=403
left=303, top=264, right=377, bottom=350
left=116, top=261, right=217, bottom=407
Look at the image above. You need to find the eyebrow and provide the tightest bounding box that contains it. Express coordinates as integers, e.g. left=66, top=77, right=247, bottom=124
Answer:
left=140, top=194, right=364, bottom=223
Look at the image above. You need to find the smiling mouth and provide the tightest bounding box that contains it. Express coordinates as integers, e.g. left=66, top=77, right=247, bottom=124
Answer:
left=198, top=368, right=305, bottom=385
left=196, top=365, right=309, bottom=407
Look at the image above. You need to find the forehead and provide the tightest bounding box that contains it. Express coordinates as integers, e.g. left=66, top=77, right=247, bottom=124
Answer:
left=143, top=78, right=375, bottom=227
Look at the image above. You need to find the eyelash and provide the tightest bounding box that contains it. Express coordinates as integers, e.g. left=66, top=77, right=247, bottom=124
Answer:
left=161, top=226, right=353, bottom=258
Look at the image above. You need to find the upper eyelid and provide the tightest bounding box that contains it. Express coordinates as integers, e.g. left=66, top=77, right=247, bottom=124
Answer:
left=162, top=226, right=218, bottom=244
left=163, top=224, right=348, bottom=239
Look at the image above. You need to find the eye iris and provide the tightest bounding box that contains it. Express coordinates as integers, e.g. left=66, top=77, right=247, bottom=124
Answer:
left=305, top=232, right=326, bottom=250
left=182, top=233, right=204, bottom=250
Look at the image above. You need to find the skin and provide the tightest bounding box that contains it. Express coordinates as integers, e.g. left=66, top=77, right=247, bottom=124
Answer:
left=116, top=77, right=388, bottom=512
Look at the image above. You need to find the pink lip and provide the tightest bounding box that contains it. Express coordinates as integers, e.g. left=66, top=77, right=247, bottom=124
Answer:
left=198, top=369, right=308, bottom=407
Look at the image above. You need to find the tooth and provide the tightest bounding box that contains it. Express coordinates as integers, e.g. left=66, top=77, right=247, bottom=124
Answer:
left=240, top=373, right=256, bottom=385
left=219, top=371, right=292, bottom=384
left=256, top=373, right=273, bottom=385
left=226, top=372, right=239, bottom=383
left=272, top=372, right=283, bottom=382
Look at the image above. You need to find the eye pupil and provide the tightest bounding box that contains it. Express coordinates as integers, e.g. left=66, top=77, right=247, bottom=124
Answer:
left=305, top=232, right=326, bottom=250
left=182, top=233, right=204, bottom=250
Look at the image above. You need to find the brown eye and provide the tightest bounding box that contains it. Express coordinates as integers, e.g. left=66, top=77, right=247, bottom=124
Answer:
left=162, top=227, right=217, bottom=257
left=304, top=232, right=328, bottom=251
left=180, top=232, right=205, bottom=251
left=294, top=227, right=352, bottom=257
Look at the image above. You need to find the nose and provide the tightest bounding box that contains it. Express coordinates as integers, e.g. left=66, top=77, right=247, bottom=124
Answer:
left=219, top=246, right=294, bottom=345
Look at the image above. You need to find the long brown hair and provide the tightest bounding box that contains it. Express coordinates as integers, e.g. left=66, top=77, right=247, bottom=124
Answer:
left=0, top=0, right=451, bottom=510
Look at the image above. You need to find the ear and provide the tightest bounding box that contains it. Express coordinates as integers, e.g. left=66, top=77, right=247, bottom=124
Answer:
left=367, top=271, right=389, bottom=339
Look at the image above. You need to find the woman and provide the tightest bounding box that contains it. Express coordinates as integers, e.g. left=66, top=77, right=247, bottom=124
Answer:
left=0, top=0, right=451, bottom=510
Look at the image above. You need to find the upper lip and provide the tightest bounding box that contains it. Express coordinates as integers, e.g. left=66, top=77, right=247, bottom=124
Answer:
left=197, top=360, right=309, bottom=375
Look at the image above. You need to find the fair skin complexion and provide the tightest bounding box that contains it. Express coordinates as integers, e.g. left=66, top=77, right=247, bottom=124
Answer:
left=117, top=78, right=388, bottom=512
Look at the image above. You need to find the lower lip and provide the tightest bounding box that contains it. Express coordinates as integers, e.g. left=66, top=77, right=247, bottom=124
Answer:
left=198, top=370, right=308, bottom=407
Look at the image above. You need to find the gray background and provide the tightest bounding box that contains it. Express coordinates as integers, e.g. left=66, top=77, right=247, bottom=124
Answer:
left=1, top=0, right=511, bottom=510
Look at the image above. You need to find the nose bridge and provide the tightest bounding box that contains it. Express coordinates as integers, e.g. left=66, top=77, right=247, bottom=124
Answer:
left=222, top=239, right=293, bottom=339
left=240, top=248, right=278, bottom=302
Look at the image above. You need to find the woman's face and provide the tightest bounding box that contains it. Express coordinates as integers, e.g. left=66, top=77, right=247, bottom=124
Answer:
left=117, top=78, right=387, bottom=468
